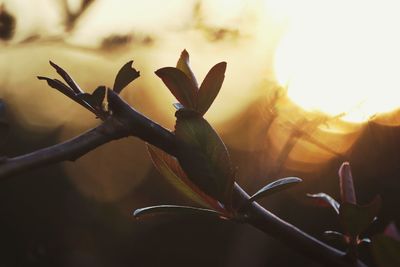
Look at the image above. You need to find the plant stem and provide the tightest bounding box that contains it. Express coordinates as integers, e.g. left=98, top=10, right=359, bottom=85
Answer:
left=0, top=92, right=367, bottom=266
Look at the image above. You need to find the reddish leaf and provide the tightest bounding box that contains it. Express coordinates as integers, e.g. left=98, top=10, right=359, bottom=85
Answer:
left=147, top=144, right=224, bottom=212
left=384, top=222, right=400, bottom=241
left=176, top=49, right=198, bottom=89
left=155, top=67, right=197, bottom=109
left=339, top=161, right=357, bottom=204
left=197, top=62, right=227, bottom=115
left=174, top=109, right=234, bottom=207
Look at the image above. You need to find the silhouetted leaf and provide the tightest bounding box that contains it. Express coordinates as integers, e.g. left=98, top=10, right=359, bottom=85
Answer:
left=307, top=193, right=340, bottom=214
left=197, top=62, right=226, bottom=115
left=339, top=196, right=381, bottom=237
left=248, top=177, right=302, bottom=203
left=38, top=76, right=96, bottom=114
left=155, top=67, right=197, bottom=109
left=147, top=145, right=224, bottom=212
left=133, top=205, right=227, bottom=219
left=49, top=61, right=84, bottom=94
left=175, top=109, right=234, bottom=207
left=113, top=60, right=140, bottom=94
left=323, top=231, right=347, bottom=245
left=339, top=162, right=357, bottom=204
left=79, top=86, right=106, bottom=111
left=372, top=234, right=400, bottom=267
left=176, top=49, right=198, bottom=88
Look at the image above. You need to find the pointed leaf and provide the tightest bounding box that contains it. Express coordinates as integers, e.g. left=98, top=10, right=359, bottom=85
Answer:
left=248, top=177, right=302, bottom=203
left=175, top=109, right=234, bottom=206
left=37, top=76, right=96, bottom=114
left=176, top=49, right=198, bottom=88
left=339, top=161, right=357, bottom=204
left=155, top=67, right=197, bottom=109
left=147, top=144, right=224, bottom=212
left=323, top=231, right=347, bottom=245
left=339, top=196, right=381, bottom=237
left=384, top=222, right=400, bottom=241
left=307, top=193, right=340, bottom=214
left=133, top=205, right=227, bottom=219
left=49, top=61, right=84, bottom=94
left=113, top=60, right=140, bottom=94
left=197, top=62, right=226, bottom=115
left=372, top=234, right=400, bottom=267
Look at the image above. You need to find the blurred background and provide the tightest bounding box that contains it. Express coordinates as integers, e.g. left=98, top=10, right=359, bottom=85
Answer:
left=0, top=0, right=399, bottom=266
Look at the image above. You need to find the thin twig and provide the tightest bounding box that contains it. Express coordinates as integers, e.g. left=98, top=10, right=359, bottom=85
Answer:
left=0, top=91, right=367, bottom=267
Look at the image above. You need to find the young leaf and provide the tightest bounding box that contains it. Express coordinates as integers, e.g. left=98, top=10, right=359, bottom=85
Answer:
left=307, top=193, right=340, bottom=214
left=384, top=222, right=400, bottom=240
left=78, top=86, right=106, bottom=111
left=174, top=109, right=234, bottom=206
left=49, top=61, right=84, bottom=94
left=176, top=49, right=198, bottom=88
left=197, top=62, right=227, bottom=115
left=133, top=205, right=227, bottom=220
left=37, top=76, right=97, bottom=114
left=248, top=177, right=302, bottom=203
left=155, top=67, right=197, bottom=109
left=147, top=144, right=224, bottom=212
left=113, top=60, right=140, bottom=94
left=372, top=234, right=400, bottom=267
left=339, top=196, right=381, bottom=237
left=339, top=162, right=357, bottom=204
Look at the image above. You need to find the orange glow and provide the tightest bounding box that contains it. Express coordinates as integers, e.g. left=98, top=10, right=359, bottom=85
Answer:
left=272, top=0, right=400, bottom=122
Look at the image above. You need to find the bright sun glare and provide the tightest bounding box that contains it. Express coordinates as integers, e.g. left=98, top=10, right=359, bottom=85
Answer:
left=270, top=0, right=400, bottom=122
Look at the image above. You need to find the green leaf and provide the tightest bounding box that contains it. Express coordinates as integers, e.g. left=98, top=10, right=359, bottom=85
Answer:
left=133, top=205, right=227, bottom=219
left=339, top=196, right=381, bottom=237
left=174, top=109, right=234, bottom=207
left=113, top=60, right=140, bottom=94
left=339, top=161, right=357, bottom=204
left=176, top=49, right=198, bottom=88
left=307, top=193, right=340, bottom=214
left=372, top=234, right=400, bottom=267
left=147, top=144, right=224, bottom=212
left=197, top=62, right=227, bottom=115
left=248, top=177, right=302, bottom=203
left=155, top=67, right=197, bottom=109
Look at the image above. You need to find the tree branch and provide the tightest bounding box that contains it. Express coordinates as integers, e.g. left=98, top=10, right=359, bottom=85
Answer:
left=0, top=91, right=367, bottom=266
